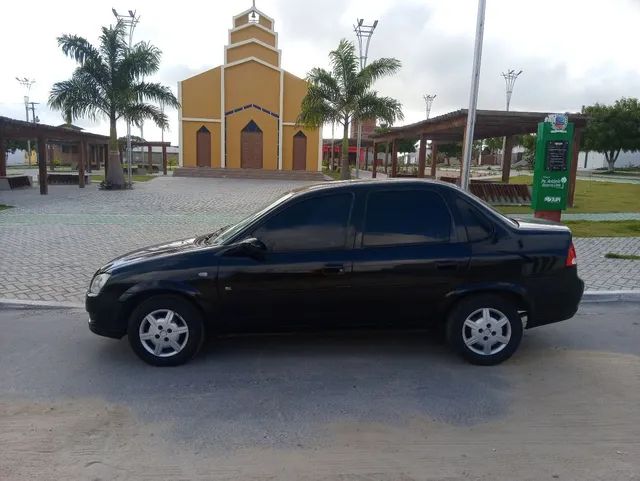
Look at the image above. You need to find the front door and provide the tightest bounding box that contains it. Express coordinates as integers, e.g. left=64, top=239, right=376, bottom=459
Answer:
left=196, top=126, right=211, bottom=167
left=293, top=131, right=307, bottom=170
left=351, top=188, right=470, bottom=326
left=241, top=120, right=263, bottom=169
left=217, top=191, right=356, bottom=330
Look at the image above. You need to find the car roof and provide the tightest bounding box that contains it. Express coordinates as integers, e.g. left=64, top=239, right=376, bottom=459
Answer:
left=289, top=178, right=460, bottom=196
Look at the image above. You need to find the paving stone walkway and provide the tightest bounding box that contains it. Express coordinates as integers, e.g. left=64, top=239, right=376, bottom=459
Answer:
left=1, top=176, right=639, bottom=305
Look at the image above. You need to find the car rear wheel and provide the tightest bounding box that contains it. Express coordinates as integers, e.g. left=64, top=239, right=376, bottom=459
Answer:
left=128, top=295, right=205, bottom=366
left=446, top=294, right=523, bottom=365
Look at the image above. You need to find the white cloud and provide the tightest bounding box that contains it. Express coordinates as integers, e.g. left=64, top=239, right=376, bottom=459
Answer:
left=1, top=0, right=638, bottom=144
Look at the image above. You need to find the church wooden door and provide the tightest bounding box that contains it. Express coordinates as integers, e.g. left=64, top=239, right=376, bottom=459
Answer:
left=292, top=131, right=307, bottom=170
left=196, top=126, right=211, bottom=168
left=241, top=120, right=263, bottom=169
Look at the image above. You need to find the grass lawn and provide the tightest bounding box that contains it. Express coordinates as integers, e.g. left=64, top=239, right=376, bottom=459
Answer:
left=563, top=220, right=640, bottom=238
left=0, top=204, right=12, bottom=212
left=90, top=174, right=155, bottom=183
left=497, top=175, right=640, bottom=214
left=322, top=168, right=341, bottom=181
left=605, top=252, right=640, bottom=260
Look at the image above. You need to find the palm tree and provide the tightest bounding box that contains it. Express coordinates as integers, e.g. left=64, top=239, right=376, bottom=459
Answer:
left=49, top=23, right=179, bottom=188
left=298, top=39, right=404, bottom=180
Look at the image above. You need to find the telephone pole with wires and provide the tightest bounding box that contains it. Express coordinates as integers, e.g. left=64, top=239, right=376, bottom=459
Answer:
left=16, top=77, right=36, bottom=164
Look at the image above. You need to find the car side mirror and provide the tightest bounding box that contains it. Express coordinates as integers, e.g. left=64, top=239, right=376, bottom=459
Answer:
left=225, top=237, right=267, bottom=259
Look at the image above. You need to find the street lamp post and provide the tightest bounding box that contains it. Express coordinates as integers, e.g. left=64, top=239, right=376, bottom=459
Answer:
left=112, top=8, right=140, bottom=185
left=423, top=94, right=436, bottom=120
left=354, top=18, right=378, bottom=179
left=16, top=77, right=35, bottom=165
left=500, top=69, right=523, bottom=169
left=460, top=0, right=487, bottom=191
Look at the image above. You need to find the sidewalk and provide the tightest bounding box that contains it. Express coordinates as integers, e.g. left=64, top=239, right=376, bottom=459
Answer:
left=1, top=176, right=639, bottom=305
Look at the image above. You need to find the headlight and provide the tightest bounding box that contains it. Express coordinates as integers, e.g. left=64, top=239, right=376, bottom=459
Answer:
left=88, top=273, right=111, bottom=296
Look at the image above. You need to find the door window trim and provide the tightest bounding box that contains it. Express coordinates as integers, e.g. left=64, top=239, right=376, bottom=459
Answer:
left=247, top=191, right=356, bottom=253
left=360, top=187, right=458, bottom=248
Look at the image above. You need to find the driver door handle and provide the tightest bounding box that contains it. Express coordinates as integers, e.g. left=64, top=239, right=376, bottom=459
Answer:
left=321, top=264, right=345, bottom=275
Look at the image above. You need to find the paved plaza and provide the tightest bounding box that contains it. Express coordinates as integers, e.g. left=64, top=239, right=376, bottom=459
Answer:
left=1, top=176, right=639, bottom=305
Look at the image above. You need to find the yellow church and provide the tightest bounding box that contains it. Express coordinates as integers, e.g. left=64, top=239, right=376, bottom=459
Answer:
left=177, top=3, right=322, bottom=176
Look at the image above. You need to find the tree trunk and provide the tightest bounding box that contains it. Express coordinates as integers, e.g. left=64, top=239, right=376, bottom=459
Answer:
left=106, top=118, right=126, bottom=188
left=340, top=120, right=350, bottom=180
left=605, top=150, right=619, bottom=173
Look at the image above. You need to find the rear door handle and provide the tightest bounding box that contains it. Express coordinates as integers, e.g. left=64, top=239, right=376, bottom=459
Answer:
left=435, top=261, right=459, bottom=271
left=321, top=264, right=345, bottom=275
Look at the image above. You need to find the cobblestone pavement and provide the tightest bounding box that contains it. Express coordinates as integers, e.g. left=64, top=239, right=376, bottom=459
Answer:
left=1, top=176, right=639, bottom=304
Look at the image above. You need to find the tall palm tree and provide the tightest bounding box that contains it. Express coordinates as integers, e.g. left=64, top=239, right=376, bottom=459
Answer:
left=49, top=23, right=179, bottom=188
left=298, top=39, right=404, bottom=180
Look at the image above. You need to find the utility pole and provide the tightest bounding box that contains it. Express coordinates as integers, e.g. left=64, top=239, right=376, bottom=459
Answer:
left=28, top=102, right=40, bottom=124
left=16, top=77, right=35, bottom=165
left=423, top=94, right=436, bottom=120
left=500, top=69, right=523, bottom=170
left=354, top=18, right=378, bottom=179
left=112, top=8, right=140, bottom=185
left=460, top=0, right=486, bottom=191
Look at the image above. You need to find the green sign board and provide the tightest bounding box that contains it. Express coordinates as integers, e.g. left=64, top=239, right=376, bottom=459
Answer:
left=531, top=114, right=574, bottom=211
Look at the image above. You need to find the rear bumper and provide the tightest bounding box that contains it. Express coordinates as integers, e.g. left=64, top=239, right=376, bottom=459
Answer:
left=527, top=273, right=584, bottom=328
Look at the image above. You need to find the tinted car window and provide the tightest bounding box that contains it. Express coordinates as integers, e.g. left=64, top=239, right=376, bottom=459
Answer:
left=363, top=190, right=452, bottom=246
left=455, top=197, right=494, bottom=242
left=253, top=193, right=353, bottom=252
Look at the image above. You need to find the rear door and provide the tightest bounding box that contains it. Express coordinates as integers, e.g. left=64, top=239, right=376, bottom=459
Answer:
left=350, top=187, right=470, bottom=326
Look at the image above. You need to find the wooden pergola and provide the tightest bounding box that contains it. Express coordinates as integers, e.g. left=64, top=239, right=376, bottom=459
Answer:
left=369, top=109, right=589, bottom=204
left=0, top=116, right=109, bottom=195
left=129, top=140, right=172, bottom=175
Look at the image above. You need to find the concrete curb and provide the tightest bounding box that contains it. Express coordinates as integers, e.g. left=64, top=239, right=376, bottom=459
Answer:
left=1, top=291, right=640, bottom=311
left=0, top=298, right=84, bottom=310
left=581, top=290, right=640, bottom=302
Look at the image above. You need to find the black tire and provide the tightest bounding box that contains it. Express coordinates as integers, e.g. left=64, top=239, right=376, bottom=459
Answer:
left=128, top=295, right=205, bottom=367
left=446, top=294, right=523, bottom=366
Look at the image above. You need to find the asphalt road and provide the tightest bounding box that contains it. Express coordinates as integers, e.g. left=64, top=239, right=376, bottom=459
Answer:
left=0, top=302, right=639, bottom=481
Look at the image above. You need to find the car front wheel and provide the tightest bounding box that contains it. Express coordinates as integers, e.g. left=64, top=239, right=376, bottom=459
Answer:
left=128, top=295, right=205, bottom=366
left=446, top=294, right=523, bottom=365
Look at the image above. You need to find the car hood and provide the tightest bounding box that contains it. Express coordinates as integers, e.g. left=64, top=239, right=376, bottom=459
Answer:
left=101, top=237, right=206, bottom=272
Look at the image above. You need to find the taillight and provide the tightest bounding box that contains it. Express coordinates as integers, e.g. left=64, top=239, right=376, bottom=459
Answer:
left=566, top=242, right=577, bottom=267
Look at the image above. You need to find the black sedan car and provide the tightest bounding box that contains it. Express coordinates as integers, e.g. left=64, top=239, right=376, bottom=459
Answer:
left=87, top=179, right=584, bottom=366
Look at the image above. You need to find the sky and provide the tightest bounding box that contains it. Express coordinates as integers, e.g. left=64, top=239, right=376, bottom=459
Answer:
left=1, top=0, right=639, bottom=144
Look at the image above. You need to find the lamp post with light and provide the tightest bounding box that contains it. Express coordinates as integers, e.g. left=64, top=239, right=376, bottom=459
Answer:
left=353, top=18, right=378, bottom=178
left=112, top=8, right=140, bottom=184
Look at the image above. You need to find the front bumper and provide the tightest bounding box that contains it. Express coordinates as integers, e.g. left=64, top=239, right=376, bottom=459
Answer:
left=86, top=290, right=127, bottom=339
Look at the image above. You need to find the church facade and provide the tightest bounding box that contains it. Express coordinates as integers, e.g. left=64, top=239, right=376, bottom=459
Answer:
left=178, top=5, right=321, bottom=172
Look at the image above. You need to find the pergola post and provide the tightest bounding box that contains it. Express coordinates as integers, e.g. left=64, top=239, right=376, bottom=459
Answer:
left=384, top=142, right=390, bottom=173
left=372, top=142, right=377, bottom=178
left=147, top=144, right=153, bottom=171
left=37, top=136, right=48, bottom=195
left=569, top=127, right=583, bottom=207
left=162, top=144, right=168, bottom=175
left=49, top=143, right=55, bottom=171
left=501, top=135, right=516, bottom=183
left=78, top=138, right=86, bottom=188
left=0, top=137, right=6, bottom=177
left=430, top=142, right=438, bottom=178
left=418, top=135, right=426, bottom=178
left=391, top=139, right=398, bottom=177
left=104, top=145, right=109, bottom=178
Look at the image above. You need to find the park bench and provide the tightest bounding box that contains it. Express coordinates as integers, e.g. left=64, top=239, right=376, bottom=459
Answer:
left=0, top=175, right=32, bottom=190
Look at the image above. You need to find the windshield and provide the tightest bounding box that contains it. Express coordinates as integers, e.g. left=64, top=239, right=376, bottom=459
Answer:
left=206, top=192, right=295, bottom=245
